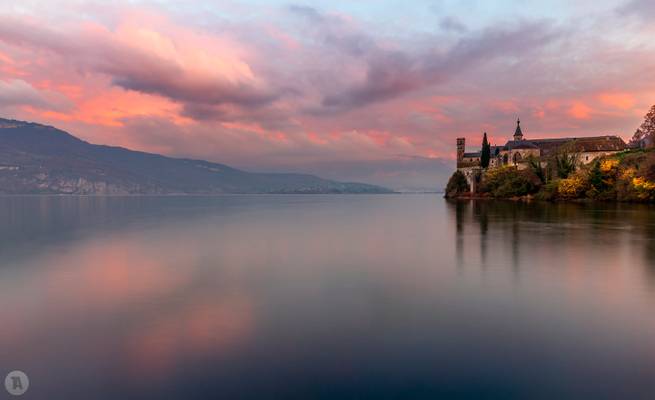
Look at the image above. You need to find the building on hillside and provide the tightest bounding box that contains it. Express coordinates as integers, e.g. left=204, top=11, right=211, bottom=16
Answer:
left=631, top=134, right=655, bottom=150
left=456, top=119, right=627, bottom=191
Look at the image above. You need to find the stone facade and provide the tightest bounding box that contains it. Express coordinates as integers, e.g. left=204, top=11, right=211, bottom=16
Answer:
left=456, top=119, right=627, bottom=177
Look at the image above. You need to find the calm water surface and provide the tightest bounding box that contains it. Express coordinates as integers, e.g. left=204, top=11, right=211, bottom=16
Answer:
left=1, top=195, right=655, bottom=399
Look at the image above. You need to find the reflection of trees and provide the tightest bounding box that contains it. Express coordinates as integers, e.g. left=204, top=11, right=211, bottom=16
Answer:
left=472, top=201, right=488, bottom=269
left=448, top=200, right=468, bottom=271
left=448, top=199, right=655, bottom=289
left=632, top=205, right=655, bottom=285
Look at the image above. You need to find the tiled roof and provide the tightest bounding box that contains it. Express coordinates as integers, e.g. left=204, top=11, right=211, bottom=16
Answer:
left=501, top=136, right=626, bottom=154
left=504, top=140, right=539, bottom=150
left=527, top=138, right=571, bottom=155
left=566, top=136, right=627, bottom=152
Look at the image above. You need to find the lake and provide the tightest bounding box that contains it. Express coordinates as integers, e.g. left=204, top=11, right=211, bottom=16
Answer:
left=1, top=195, right=654, bottom=399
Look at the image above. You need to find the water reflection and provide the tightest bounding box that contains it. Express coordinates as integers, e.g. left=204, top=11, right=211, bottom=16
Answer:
left=451, top=199, right=655, bottom=287
left=0, top=195, right=655, bottom=399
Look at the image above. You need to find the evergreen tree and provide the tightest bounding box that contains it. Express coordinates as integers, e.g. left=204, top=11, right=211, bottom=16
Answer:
left=589, top=160, right=604, bottom=191
left=480, top=132, right=491, bottom=168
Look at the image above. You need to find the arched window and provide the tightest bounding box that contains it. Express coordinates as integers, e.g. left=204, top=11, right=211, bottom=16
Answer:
left=503, top=154, right=509, bottom=165
left=513, top=153, right=522, bottom=164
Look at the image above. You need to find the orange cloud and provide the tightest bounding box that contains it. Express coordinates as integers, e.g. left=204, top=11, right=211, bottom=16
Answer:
left=33, top=87, right=186, bottom=127
left=598, top=92, right=636, bottom=110
left=569, top=101, right=593, bottom=119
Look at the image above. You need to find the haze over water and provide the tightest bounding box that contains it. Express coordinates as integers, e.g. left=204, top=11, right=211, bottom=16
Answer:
left=1, top=195, right=655, bottom=399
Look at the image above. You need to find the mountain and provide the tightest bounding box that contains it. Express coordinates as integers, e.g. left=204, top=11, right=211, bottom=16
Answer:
left=0, top=118, right=392, bottom=194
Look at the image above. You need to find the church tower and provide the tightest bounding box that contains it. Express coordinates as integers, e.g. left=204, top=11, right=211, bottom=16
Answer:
left=456, top=138, right=465, bottom=162
left=513, top=118, right=524, bottom=141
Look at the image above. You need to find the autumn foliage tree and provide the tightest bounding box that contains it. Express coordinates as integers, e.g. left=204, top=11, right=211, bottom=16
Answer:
left=630, top=105, right=655, bottom=148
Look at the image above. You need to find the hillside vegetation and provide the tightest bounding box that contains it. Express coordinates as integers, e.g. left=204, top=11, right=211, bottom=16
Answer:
left=446, top=149, right=655, bottom=202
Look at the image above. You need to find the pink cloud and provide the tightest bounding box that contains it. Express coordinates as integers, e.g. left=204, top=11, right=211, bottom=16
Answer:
left=0, top=13, right=273, bottom=108
left=569, top=101, right=593, bottom=119
left=598, top=92, right=636, bottom=110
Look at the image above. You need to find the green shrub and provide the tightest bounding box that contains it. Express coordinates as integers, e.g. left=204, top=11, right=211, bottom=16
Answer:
left=584, top=160, right=617, bottom=200
left=535, top=180, right=559, bottom=201
left=480, top=166, right=540, bottom=198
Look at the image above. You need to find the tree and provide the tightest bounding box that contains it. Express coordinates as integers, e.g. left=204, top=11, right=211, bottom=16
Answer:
left=555, top=152, right=577, bottom=179
left=479, top=166, right=540, bottom=198
left=445, top=170, right=470, bottom=198
left=629, top=128, right=645, bottom=148
left=548, top=142, right=578, bottom=179
left=527, top=155, right=545, bottom=183
left=480, top=132, right=491, bottom=168
left=630, top=105, right=655, bottom=148
left=588, top=160, right=604, bottom=191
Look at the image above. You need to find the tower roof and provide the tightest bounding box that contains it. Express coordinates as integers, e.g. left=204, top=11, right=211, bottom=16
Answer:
left=514, top=118, right=524, bottom=140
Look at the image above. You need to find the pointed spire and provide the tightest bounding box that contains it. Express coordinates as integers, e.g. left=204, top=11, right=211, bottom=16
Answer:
left=514, top=117, right=524, bottom=141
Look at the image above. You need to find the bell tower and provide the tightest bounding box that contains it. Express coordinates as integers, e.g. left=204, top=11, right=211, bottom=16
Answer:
left=456, top=138, right=465, bottom=163
left=513, top=118, right=524, bottom=141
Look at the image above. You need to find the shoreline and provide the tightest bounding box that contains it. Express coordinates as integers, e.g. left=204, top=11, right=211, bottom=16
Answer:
left=445, top=193, right=655, bottom=204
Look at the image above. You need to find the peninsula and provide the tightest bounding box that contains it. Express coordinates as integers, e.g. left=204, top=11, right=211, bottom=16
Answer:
left=445, top=106, right=655, bottom=202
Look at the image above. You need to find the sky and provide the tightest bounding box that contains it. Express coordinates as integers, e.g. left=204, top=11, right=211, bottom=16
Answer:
left=0, top=0, right=654, bottom=190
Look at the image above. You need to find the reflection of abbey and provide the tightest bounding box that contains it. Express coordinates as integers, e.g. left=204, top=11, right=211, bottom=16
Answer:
left=456, top=119, right=627, bottom=187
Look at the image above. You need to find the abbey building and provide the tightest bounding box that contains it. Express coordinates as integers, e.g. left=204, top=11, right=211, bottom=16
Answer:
left=455, top=119, right=627, bottom=192
left=457, top=119, right=626, bottom=170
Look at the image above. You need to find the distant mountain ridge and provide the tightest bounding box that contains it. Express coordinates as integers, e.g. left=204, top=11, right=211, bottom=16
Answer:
left=0, top=118, right=392, bottom=194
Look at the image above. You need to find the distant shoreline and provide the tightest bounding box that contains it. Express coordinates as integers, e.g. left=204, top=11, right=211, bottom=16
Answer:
left=0, top=192, right=407, bottom=197
left=0, top=117, right=393, bottom=195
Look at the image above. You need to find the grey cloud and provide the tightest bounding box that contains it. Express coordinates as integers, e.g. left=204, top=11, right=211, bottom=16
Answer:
left=439, top=16, right=467, bottom=33
left=288, top=5, right=377, bottom=57
left=287, top=4, right=326, bottom=22
left=0, top=79, right=71, bottom=111
left=321, top=51, right=419, bottom=110
left=617, top=0, right=655, bottom=18
left=311, top=18, right=559, bottom=113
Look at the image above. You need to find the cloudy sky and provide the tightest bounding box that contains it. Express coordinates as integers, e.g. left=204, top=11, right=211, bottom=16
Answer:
left=0, top=0, right=654, bottom=190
